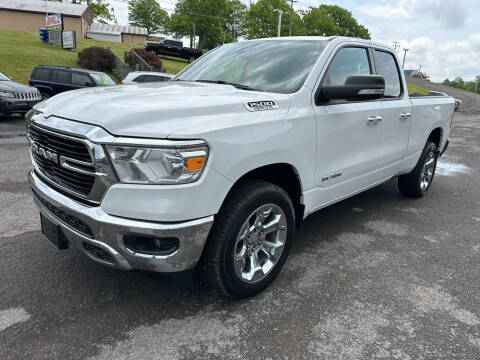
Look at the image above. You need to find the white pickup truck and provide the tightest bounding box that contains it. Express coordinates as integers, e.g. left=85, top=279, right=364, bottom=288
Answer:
left=26, top=37, right=455, bottom=298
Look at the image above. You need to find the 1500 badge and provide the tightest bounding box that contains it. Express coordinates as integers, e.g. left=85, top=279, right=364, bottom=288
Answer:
left=244, top=100, right=279, bottom=112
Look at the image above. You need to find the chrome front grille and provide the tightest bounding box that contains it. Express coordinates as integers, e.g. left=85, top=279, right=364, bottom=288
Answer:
left=28, top=125, right=95, bottom=197
left=26, top=119, right=117, bottom=204
left=29, top=125, right=92, bottom=163
left=14, top=92, right=41, bottom=100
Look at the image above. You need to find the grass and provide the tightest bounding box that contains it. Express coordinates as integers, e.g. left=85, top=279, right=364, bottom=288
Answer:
left=406, top=81, right=430, bottom=94
left=0, top=29, right=188, bottom=84
left=1, top=29, right=431, bottom=94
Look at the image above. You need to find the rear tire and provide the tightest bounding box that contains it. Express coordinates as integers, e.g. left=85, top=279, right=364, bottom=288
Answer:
left=398, top=141, right=438, bottom=198
left=201, top=180, right=295, bottom=298
left=188, top=56, right=195, bottom=63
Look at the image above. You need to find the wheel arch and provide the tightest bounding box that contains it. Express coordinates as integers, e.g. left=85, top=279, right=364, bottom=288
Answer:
left=427, top=127, right=443, bottom=150
left=220, top=163, right=305, bottom=227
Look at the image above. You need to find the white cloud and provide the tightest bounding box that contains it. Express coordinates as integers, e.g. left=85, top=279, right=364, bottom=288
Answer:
left=399, top=34, right=480, bottom=81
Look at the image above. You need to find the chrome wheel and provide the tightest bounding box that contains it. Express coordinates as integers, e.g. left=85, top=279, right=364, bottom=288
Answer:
left=233, top=204, right=287, bottom=283
left=420, top=149, right=436, bottom=191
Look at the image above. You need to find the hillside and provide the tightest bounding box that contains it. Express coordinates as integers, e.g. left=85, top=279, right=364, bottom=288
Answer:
left=1, top=29, right=431, bottom=94
left=0, top=29, right=188, bottom=84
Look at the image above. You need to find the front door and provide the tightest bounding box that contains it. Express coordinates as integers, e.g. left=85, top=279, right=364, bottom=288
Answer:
left=312, top=46, right=385, bottom=209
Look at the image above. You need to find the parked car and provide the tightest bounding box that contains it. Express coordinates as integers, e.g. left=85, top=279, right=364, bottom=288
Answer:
left=121, top=71, right=175, bottom=84
left=29, top=66, right=115, bottom=99
left=145, top=39, right=203, bottom=63
left=26, top=37, right=455, bottom=298
left=0, top=71, right=41, bottom=116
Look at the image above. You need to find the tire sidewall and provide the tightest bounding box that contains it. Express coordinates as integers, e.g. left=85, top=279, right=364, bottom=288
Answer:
left=417, top=142, right=438, bottom=194
left=220, top=186, right=295, bottom=298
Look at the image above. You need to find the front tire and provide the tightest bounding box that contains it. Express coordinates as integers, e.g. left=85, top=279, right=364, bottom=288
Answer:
left=398, top=141, right=438, bottom=198
left=201, top=180, right=295, bottom=298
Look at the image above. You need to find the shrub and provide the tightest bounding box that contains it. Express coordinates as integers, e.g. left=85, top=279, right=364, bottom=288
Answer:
left=125, top=48, right=163, bottom=69
left=77, top=46, right=115, bottom=72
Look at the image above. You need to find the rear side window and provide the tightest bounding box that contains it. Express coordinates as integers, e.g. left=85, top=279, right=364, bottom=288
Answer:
left=324, top=47, right=371, bottom=86
left=72, top=72, right=92, bottom=86
left=32, top=68, right=50, bottom=81
left=53, top=70, right=70, bottom=84
left=135, top=75, right=168, bottom=83
left=373, top=50, right=402, bottom=97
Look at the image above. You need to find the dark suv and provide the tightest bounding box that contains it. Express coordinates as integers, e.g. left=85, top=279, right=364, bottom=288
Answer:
left=0, top=71, right=42, bottom=116
left=29, top=66, right=115, bottom=99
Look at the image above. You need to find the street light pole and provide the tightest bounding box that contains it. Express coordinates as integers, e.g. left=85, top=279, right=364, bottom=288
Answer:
left=274, top=9, right=283, bottom=37
left=402, top=48, right=409, bottom=69
left=288, top=0, right=297, bottom=37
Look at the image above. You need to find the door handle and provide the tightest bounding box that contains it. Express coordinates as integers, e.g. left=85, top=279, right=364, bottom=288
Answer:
left=399, top=112, right=412, bottom=120
left=367, top=116, right=382, bottom=125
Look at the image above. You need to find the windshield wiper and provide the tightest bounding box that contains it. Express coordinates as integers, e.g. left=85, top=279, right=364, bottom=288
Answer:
left=194, top=79, right=263, bottom=92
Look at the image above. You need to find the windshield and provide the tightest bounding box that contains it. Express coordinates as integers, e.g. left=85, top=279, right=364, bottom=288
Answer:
left=0, top=72, right=11, bottom=81
left=91, top=72, right=115, bottom=86
left=175, top=40, right=327, bottom=94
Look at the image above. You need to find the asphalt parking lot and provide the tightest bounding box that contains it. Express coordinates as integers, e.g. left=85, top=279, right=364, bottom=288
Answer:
left=1, top=88, right=479, bottom=359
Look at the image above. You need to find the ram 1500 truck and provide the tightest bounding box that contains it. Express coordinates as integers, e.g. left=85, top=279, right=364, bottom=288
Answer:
left=26, top=37, right=455, bottom=298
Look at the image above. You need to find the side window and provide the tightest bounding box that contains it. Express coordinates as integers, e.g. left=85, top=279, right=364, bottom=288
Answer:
left=373, top=50, right=402, bottom=97
left=133, top=75, right=147, bottom=83
left=144, top=75, right=167, bottom=82
left=53, top=70, right=70, bottom=84
left=324, top=47, right=371, bottom=86
left=32, top=68, right=50, bottom=81
left=72, top=72, right=92, bottom=86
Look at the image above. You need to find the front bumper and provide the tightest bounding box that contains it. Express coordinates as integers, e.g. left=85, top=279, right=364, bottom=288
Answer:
left=0, top=98, right=40, bottom=114
left=28, top=170, right=214, bottom=272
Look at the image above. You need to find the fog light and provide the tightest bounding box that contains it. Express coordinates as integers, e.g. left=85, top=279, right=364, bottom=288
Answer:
left=123, top=235, right=179, bottom=256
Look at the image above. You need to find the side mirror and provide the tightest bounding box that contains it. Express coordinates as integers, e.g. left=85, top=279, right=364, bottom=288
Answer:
left=319, top=75, right=385, bottom=103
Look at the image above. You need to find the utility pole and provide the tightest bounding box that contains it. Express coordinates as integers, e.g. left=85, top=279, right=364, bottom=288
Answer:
left=274, top=9, right=283, bottom=37
left=288, top=0, right=298, bottom=37
left=402, top=48, right=409, bottom=69
left=192, top=23, right=195, bottom=48
left=392, top=41, right=400, bottom=51
left=475, top=79, right=478, bottom=94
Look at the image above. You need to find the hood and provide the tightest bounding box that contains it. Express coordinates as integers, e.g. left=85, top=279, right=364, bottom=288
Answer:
left=35, top=82, right=291, bottom=138
left=0, top=80, right=38, bottom=93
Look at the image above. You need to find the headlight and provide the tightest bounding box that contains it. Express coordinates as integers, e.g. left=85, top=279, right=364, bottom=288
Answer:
left=0, top=91, right=14, bottom=98
left=106, top=143, right=209, bottom=184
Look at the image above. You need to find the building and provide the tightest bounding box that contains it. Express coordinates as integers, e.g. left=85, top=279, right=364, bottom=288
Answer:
left=0, top=0, right=92, bottom=38
left=87, top=23, right=148, bottom=45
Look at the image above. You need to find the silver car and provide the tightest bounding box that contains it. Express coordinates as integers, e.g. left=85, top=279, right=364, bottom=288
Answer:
left=121, top=72, right=175, bottom=85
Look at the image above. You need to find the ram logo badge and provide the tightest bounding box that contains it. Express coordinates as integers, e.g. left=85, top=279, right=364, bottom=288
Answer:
left=244, top=100, right=279, bottom=112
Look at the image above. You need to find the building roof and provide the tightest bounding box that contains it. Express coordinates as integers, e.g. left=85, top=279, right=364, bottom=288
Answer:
left=0, top=0, right=89, bottom=17
left=89, top=22, right=148, bottom=36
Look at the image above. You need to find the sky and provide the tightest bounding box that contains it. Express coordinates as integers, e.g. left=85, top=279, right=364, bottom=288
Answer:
left=110, top=0, right=480, bottom=82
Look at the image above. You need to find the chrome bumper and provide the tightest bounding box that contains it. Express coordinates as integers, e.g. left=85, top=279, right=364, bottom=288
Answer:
left=28, top=170, right=214, bottom=272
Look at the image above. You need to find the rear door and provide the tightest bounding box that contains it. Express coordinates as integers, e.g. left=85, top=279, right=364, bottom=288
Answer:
left=312, top=46, right=385, bottom=208
left=372, top=49, right=413, bottom=174
left=51, top=69, right=72, bottom=94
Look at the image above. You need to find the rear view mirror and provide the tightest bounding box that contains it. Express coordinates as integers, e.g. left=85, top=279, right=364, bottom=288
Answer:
left=85, top=82, right=95, bottom=87
left=319, top=75, right=385, bottom=102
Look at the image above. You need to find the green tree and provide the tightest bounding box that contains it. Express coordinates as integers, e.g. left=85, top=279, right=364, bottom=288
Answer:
left=240, top=0, right=304, bottom=39
left=167, top=0, right=246, bottom=49
left=302, top=5, right=370, bottom=39
left=67, top=0, right=116, bottom=23
left=128, top=0, right=169, bottom=34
